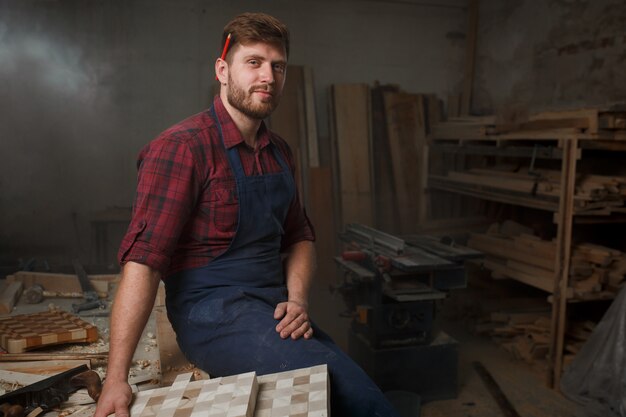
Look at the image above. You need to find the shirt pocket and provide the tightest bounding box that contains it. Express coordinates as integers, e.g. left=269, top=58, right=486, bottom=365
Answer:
left=200, top=178, right=238, bottom=234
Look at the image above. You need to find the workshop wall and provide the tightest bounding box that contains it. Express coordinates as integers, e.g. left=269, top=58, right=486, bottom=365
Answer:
left=472, top=0, right=626, bottom=116
left=0, top=0, right=466, bottom=265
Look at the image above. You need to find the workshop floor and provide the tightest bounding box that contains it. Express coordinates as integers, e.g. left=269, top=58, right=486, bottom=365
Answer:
left=308, top=285, right=582, bottom=417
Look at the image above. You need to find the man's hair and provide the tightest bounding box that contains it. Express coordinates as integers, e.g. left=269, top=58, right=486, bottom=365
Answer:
left=220, top=12, right=290, bottom=61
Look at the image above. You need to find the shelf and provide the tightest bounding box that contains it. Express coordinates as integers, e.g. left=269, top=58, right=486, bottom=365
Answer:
left=429, top=142, right=564, bottom=159
left=429, top=176, right=559, bottom=212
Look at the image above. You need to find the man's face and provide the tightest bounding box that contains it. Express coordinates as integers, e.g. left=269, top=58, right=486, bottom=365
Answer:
left=225, top=42, right=287, bottom=120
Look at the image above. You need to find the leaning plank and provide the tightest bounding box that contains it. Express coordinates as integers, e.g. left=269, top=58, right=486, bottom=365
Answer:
left=332, top=84, right=374, bottom=227
left=0, top=281, right=23, bottom=314
left=383, top=91, right=426, bottom=231
left=155, top=283, right=194, bottom=386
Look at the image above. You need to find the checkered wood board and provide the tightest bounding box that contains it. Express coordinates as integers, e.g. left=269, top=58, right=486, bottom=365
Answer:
left=130, top=371, right=258, bottom=417
left=254, top=365, right=329, bottom=417
left=129, top=365, right=329, bottom=417
left=0, top=309, right=98, bottom=353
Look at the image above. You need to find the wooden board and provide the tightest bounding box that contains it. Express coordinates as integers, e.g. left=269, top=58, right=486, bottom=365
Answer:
left=0, top=281, right=23, bottom=314
left=7, top=271, right=114, bottom=297
left=0, top=359, right=91, bottom=374
left=383, top=91, right=427, bottom=232
left=130, top=371, right=258, bottom=417
left=0, top=309, right=98, bottom=353
left=371, top=84, right=401, bottom=233
left=308, top=167, right=338, bottom=287
left=255, top=364, right=329, bottom=417
left=155, top=283, right=194, bottom=386
left=331, top=84, right=374, bottom=227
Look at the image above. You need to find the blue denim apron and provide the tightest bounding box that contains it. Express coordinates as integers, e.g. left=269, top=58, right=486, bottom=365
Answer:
left=164, top=106, right=399, bottom=417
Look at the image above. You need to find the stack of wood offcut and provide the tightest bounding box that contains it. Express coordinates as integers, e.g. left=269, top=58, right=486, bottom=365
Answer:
left=430, top=165, right=626, bottom=215
left=467, top=221, right=626, bottom=300
left=473, top=310, right=596, bottom=369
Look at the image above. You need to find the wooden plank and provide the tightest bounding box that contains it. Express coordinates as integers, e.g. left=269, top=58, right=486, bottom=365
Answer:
left=0, top=281, right=23, bottom=315
left=154, top=283, right=193, bottom=386
left=7, top=272, right=112, bottom=297
left=468, top=234, right=555, bottom=269
left=529, top=109, right=599, bottom=134
left=303, top=67, right=320, bottom=167
left=549, top=139, right=578, bottom=389
left=308, top=167, right=337, bottom=287
left=371, top=84, right=401, bottom=233
left=270, top=65, right=308, bottom=207
left=383, top=91, right=426, bottom=232
left=484, top=259, right=554, bottom=293
left=0, top=359, right=91, bottom=374
left=461, top=0, right=478, bottom=115
left=331, top=84, right=374, bottom=227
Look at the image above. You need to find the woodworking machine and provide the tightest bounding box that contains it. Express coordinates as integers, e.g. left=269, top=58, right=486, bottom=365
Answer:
left=334, top=224, right=482, bottom=401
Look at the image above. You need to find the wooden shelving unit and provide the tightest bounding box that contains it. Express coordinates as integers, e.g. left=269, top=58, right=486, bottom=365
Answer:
left=428, top=107, right=626, bottom=388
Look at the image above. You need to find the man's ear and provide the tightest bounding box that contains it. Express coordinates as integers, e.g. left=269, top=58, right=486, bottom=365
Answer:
left=215, top=58, right=228, bottom=84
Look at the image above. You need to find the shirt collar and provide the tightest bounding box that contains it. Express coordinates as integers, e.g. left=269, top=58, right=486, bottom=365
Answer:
left=213, top=95, right=272, bottom=150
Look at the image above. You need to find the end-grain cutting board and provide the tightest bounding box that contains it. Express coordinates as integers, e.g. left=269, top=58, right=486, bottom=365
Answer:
left=0, top=309, right=98, bottom=353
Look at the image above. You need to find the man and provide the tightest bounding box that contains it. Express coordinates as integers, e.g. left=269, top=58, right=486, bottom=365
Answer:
left=94, top=13, right=400, bottom=417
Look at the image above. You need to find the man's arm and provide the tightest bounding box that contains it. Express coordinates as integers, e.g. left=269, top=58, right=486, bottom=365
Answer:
left=274, top=240, right=316, bottom=340
left=94, top=262, right=162, bottom=417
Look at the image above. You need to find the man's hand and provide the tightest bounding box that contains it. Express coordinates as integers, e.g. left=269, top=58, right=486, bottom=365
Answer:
left=274, top=300, right=314, bottom=340
left=94, top=380, right=132, bottom=417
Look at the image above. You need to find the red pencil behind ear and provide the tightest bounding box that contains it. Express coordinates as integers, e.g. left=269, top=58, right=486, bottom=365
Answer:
left=216, top=33, right=232, bottom=81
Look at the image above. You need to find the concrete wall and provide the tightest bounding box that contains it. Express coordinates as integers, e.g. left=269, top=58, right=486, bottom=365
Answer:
left=473, top=0, right=626, bottom=115
left=0, top=0, right=467, bottom=265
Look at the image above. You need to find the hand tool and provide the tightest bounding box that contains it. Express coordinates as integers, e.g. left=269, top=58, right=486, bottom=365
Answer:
left=0, top=364, right=102, bottom=417
left=71, top=259, right=106, bottom=313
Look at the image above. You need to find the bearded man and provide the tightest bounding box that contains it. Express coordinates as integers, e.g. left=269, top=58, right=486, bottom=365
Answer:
left=94, top=12, right=400, bottom=417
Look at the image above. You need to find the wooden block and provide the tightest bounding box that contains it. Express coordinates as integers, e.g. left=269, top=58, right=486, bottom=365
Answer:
left=0, top=281, right=23, bottom=315
left=255, top=364, right=329, bottom=417
left=154, top=283, right=194, bottom=386
left=0, top=309, right=98, bottom=353
left=130, top=371, right=258, bottom=417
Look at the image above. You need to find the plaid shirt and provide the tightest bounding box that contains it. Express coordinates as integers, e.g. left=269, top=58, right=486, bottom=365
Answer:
left=118, top=96, right=315, bottom=277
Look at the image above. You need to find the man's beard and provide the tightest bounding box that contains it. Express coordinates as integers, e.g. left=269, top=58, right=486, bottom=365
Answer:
left=226, top=75, right=280, bottom=120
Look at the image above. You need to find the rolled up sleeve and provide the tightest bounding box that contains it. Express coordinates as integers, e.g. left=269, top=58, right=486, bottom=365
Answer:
left=118, top=136, right=200, bottom=273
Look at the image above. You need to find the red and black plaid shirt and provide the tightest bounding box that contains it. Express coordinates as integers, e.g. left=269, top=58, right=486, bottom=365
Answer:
left=118, top=96, right=315, bottom=277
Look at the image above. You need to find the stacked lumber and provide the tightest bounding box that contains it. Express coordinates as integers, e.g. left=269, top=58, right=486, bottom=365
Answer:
left=431, top=105, right=626, bottom=140
left=430, top=116, right=497, bottom=139
left=431, top=166, right=626, bottom=215
left=467, top=222, right=626, bottom=300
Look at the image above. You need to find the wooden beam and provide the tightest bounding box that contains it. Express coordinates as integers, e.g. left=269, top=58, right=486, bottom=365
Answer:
left=331, top=84, right=374, bottom=228
left=461, top=0, right=479, bottom=115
